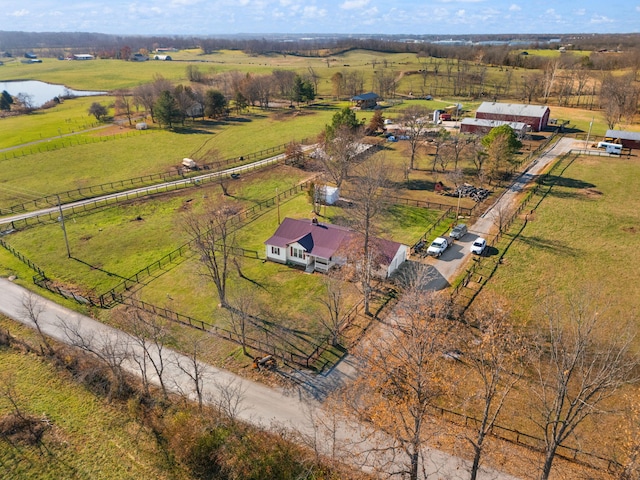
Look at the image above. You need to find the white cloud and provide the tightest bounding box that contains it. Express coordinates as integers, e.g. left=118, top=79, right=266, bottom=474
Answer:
left=590, top=14, right=614, bottom=24
left=302, top=5, right=326, bottom=18
left=341, top=0, right=370, bottom=10
left=575, top=8, right=586, bottom=15
left=170, top=0, right=202, bottom=5
left=509, top=4, right=521, bottom=11
left=10, top=9, right=29, bottom=17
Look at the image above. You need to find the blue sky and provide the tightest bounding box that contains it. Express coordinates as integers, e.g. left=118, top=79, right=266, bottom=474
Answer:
left=1, top=0, right=639, bottom=36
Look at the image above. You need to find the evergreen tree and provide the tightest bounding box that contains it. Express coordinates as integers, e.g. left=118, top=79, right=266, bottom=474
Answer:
left=0, top=90, right=13, bottom=111
left=154, top=90, right=180, bottom=128
left=325, top=106, right=362, bottom=140
left=204, top=89, right=228, bottom=118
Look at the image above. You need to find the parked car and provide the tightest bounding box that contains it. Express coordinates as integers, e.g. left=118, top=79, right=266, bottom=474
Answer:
left=427, top=237, right=450, bottom=257
left=470, top=237, right=487, bottom=255
left=449, top=224, right=468, bottom=240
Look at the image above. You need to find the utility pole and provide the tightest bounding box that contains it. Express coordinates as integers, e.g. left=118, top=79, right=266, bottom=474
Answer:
left=585, top=117, right=594, bottom=150
left=56, top=195, right=71, bottom=258
left=276, top=188, right=281, bottom=225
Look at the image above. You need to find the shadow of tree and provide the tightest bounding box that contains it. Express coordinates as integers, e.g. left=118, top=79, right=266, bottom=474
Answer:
left=540, top=175, right=596, bottom=189
left=517, top=235, right=579, bottom=257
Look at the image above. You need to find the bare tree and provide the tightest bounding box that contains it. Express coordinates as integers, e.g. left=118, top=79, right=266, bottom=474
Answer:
left=133, top=83, right=157, bottom=122
left=0, top=373, right=50, bottom=450
left=541, top=59, right=560, bottom=102
left=227, top=285, right=257, bottom=356
left=114, top=89, right=134, bottom=126
left=529, top=291, right=639, bottom=480
left=20, top=292, right=54, bottom=357
left=460, top=295, right=526, bottom=480
left=400, top=106, right=430, bottom=170
left=600, top=73, right=640, bottom=129
left=317, top=270, right=347, bottom=346
left=116, top=305, right=172, bottom=400
left=185, top=203, right=239, bottom=309
left=58, top=317, right=131, bottom=400
left=321, top=124, right=363, bottom=189
left=174, top=337, right=210, bottom=411
left=211, top=377, right=247, bottom=422
left=344, top=289, right=455, bottom=480
left=344, top=155, right=391, bottom=315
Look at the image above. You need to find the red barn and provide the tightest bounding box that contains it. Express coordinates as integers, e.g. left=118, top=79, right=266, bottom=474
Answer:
left=605, top=129, right=640, bottom=150
left=460, top=118, right=529, bottom=137
left=475, top=102, right=550, bottom=132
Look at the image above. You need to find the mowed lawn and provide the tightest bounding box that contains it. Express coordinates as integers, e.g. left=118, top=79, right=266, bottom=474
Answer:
left=482, top=153, right=640, bottom=324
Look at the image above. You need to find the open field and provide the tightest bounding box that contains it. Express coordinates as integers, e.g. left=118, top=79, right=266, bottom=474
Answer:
left=0, top=325, right=189, bottom=480
left=458, top=152, right=640, bottom=461
left=0, top=107, right=341, bottom=209
left=482, top=153, right=640, bottom=321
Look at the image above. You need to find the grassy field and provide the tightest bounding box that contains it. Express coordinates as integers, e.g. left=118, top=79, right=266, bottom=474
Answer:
left=482, top=153, right=640, bottom=322
left=0, top=324, right=189, bottom=480
left=0, top=107, right=339, bottom=209
left=457, top=152, right=640, bottom=461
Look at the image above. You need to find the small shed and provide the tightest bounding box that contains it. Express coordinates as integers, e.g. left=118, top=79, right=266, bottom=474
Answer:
left=182, top=158, right=197, bottom=169
left=136, top=122, right=148, bottom=130
left=351, top=92, right=380, bottom=109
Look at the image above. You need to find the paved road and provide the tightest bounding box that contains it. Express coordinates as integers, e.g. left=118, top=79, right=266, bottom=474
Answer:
left=0, top=138, right=578, bottom=479
left=0, top=278, right=519, bottom=480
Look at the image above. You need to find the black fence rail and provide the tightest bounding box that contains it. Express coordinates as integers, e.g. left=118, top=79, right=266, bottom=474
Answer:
left=1, top=154, right=303, bottom=233
left=429, top=403, right=621, bottom=473
left=0, top=237, right=47, bottom=279
left=122, top=296, right=322, bottom=369
left=340, top=189, right=474, bottom=216
left=97, top=181, right=309, bottom=304
left=409, top=207, right=454, bottom=256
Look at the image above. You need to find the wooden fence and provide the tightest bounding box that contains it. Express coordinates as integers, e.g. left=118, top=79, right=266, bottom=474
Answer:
left=0, top=139, right=306, bottom=217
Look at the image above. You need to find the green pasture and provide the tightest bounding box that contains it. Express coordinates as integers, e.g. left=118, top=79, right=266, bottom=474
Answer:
left=482, top=154, right=640, bottom=323
left=0, top=342, right=188, bottom=480
left=0, top=95, right=112, bottom=149
left=0, top=107, right=336, bottom=209
left=4, top=164, right=313, bottom=294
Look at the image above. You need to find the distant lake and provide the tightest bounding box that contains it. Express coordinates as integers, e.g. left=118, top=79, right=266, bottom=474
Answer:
left=0, top=80, right=107, bottom=108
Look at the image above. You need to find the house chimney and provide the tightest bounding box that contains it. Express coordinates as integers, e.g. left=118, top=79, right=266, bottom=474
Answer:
left=312, top=217, right=318, bottom=225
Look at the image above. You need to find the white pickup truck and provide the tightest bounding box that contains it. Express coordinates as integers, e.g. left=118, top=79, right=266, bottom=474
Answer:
left=426, top=236, right=450, bottom=257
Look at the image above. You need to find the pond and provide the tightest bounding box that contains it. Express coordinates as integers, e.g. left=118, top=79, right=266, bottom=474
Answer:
left=0, top=80, right=107, bottom=108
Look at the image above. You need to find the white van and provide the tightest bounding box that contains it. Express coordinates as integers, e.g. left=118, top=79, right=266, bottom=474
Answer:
left=597, top=141, right=622, bottom=154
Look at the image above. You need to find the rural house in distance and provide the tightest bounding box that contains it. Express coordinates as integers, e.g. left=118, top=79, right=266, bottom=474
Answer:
left=264, top=217, right=408, bottom=277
